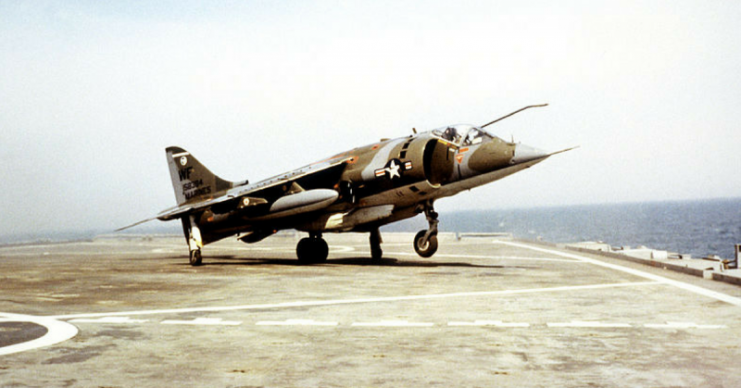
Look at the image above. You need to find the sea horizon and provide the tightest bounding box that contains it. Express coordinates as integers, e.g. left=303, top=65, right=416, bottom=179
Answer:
left=2, top=197, right=739, bottom=260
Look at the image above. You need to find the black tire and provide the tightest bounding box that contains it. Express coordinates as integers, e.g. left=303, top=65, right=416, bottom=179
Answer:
left=370, top=230, right=383, bottom=261
left=371, top=248, right=383, bottom=261
left=296, top=237, right=329, bottom=263
left=314, top=238, right=329, bottom=263
left=371, top=246, right=383, bottom=261
left=413, top=230, right=438, bottom=258
left=297, top=238, right=313, bottom=263
left=189, top=250, right=203, bottom=266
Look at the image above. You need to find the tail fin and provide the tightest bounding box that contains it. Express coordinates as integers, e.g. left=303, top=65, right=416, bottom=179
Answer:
left=166, top=146, right=235, bottom=205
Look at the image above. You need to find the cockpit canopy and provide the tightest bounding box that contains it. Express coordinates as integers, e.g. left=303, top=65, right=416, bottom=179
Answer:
left=431, top=124, right=493, bottom=146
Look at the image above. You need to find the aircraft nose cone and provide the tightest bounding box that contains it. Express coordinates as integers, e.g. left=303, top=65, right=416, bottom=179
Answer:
left=511, top=143, right=548, bottom=164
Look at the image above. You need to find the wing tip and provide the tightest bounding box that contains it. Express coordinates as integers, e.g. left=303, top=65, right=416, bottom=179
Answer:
left=114, top=217, right=156, bottom=232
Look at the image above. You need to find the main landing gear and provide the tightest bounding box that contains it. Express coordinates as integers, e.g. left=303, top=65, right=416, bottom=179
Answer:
left=370, top=228, right=383, bottom=261
left=296, top=232, right=329, bottom=263
left=413, top=201, right=439, bottom=258
left=296, top=229, right=384, bottom=263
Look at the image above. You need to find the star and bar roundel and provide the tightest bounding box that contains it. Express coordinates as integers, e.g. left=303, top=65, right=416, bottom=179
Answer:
left=374, top=158, right=413, bottom=180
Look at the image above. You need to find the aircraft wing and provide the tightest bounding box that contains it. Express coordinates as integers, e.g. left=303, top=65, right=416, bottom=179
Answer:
left=201, top=156, right=347, bottom=212
left=115, top=205, right=194, bottom=231
left=117, top=157, right=350, bottom=231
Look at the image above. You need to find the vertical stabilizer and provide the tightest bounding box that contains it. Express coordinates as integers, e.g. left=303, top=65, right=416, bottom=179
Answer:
left=166, top=147, right=234, bottom=205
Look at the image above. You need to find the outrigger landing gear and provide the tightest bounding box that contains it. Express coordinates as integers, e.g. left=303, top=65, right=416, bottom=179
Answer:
left=189, top=249, right=202, bottom=266
left=370, top=228, right=383, bottom=261
left=296, top=232, right=329, bottom=264
left=186, top=215, right=204, bottom=266
left=414, top=201, right=439, bottom=258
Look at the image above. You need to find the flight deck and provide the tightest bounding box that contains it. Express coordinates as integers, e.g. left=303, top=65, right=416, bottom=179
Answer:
left=2, top=233, right=741, bottom=387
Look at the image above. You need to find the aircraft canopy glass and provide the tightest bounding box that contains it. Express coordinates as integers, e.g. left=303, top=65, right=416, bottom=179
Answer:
left=432, top=124, right=491, bottom=146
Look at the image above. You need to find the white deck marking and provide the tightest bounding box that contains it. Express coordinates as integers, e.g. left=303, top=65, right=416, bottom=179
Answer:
left=50, top=281, right=658, bottom=320
left=69, top=317, right=148, bottom=324
left=497, top=241, right=741, bottom=307
left=161, top=318, right=241, bottom=326
left=644, top=322, right=728, bottom=329
left=547, top=321, right=632, bottom=328
left=352, top=320, right=434, bottom=327
left=0, top=313, right=78, bottom=357
left=384, top=251, right=581, bottom=263
left=448, top=320, right=530, bottom=327
left=329, top=246, right=355, bottom=253
left=256, top=319, right=338, bottom=326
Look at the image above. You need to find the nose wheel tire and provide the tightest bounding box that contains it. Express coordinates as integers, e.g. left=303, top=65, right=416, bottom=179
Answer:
left=414, top=230, right=438, bottom=258
left=297, top=237, right=329, bottom=264
left=189, top=249, right=203, bottom=266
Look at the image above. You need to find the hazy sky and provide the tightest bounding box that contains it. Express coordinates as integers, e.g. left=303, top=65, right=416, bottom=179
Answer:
left=2, top=1, right=740, bottom=237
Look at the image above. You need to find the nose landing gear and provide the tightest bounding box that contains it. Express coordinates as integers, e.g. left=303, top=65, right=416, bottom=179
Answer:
left=413, top=201, right=439, bottom=258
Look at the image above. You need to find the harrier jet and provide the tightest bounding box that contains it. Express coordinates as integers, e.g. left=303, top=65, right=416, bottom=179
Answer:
left=120, top=104, right=572, bottom=266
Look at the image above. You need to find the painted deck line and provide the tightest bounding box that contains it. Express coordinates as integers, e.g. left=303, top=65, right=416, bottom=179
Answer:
left=161, top=318, right=241, bottom=326
left=383, top=251, right=582, bottom=263
left=547, top=321, right=632, bottom=328
left=644, top=322, right=728, bottom=329
left=49, top=281, right=658, bottom=320
left=0, top=313, right=78, bottom=356
left=69, top=317, right=148, bottom=324
left=256, top=319, right=338, bottom=326
left=497, top=241, right=741, bottom=308
left=352, top=320, right=434, bottom=327
left=448, top=320, right=530, bottom=327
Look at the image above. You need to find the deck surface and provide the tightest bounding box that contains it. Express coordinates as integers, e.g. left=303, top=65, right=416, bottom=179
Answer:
left=2, top=233, right=741, bottom=387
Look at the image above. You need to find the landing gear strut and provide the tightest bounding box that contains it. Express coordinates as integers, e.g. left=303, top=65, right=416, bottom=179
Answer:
left=414, top=201, right=439, bottom=258
left=186, top=215, right=203, bottom=266
left=296, top=232, right=329, bottom=263
left=370, top=228, right=383, bottom=261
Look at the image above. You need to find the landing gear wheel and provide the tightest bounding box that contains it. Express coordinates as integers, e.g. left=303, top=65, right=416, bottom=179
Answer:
left=189, top=249, right=203, bottom=266
left=371, top=246, right=383, bottom=261
left=314, top=238, right=329, bottom=263
left=414, top=230, right=438, bottom=258
left=296, top=236, right=329, bottom=264
left=413, top=200, right=440, bottom=258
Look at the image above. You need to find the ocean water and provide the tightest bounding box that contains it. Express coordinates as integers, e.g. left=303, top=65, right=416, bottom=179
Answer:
left=3, top=198, right=740, bottom=261
left=420, top=198, right=741, bottom=260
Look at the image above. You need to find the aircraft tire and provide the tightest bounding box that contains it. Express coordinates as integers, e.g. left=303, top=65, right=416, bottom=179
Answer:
left=413, top=230, right=438, bottom=258
left=297, top=238, right=312, bottom=263
left=370, top=230, right=383, bottom=261
left=297, top=237, right=328, bottom=263
left=371, top=246, right=383, bottom=261
left=314, top=238, right=329, bottom=262
left=189, top=250, right=203, bottom=266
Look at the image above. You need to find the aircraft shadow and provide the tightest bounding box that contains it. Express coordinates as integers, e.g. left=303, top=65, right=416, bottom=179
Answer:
left=169, top=255, right=532, bottom=270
